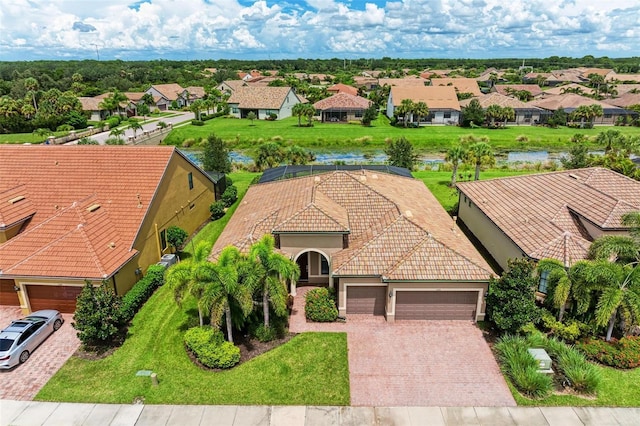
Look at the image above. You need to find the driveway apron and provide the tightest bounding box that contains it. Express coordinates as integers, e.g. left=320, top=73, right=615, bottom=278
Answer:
left=290, top=286, right=516, bottom=407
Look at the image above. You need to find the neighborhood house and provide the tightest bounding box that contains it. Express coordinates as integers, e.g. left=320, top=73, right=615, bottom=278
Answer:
left=0, top=146, right=220, bottom=314
left=211, top=168, right=494, bottom=322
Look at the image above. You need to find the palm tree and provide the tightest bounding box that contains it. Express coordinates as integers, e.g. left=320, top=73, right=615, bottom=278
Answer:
left=579, top=260, right=640, bottom=341
left=622, top=212, right=640, bottom=241
left=128, top=120, right=143, bottom=138
left=190, top=99, right=205, bottom=120
left=536, top=259, right=593, bottom=322
left=466, top=141, right=494, bottom=180
left=445, top=145, right=466, bottom=187
left=485, top=104, right=502, bottom=127
left=588, top=235, right=639, bottom=265
left=165, top=242, right=213, bottom=326
left=412, top=101, right=429, bottom=126
left=396, top=99, right=415, bottom=127
left=24, top=77, right=39, bottom=112
left=109, top=127, right=125, bottom=142
left=201, top=246, right=254, bottom=344
left=249, top=235, right=300, bottom=329
left=292, top=103, right=306, bottom=127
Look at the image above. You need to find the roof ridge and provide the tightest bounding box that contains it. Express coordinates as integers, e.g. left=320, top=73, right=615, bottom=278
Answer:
left=311, top=189, right=350, bottom=230
left=74, top=205, right=109, bottom=278
left=333, top=215, right=405, bottom=275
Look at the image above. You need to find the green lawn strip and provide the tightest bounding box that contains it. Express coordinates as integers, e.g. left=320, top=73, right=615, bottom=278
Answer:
left=36, top=283, right=349, bottom=405
left=413, top=169, right=536, bottom=212
left=0, top=131, right=68, bottom=144
left=506, top=365, right=640, bottom=407
left=162, top=115, right=640, bottom=154
left=181, top=171, right=259, bottom=257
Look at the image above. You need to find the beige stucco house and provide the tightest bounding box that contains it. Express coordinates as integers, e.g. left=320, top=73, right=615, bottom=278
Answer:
left=457, top=168, right=640, bottom=276
left=386, top=86, right=461, bottom=125
left=226, top=86, right=303, bottom=120
left=211, top=168, right=494, bottom=322
left=0, top=146, right=220, bottom=314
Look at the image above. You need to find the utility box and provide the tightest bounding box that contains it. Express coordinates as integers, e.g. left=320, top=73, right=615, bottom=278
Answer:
left=161, top=254, right=178, bottom=267
left=528, top=348, right=553, bottom=374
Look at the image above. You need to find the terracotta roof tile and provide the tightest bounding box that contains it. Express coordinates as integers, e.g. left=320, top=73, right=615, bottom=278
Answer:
left=457, top=168, right=640, bottom=265
left=389, top=86, right=460, bottom=111
left=528, top=94, right=625, bottom=111
left=150, top=84, right=185, bottom=101
left=493, top=84, right=543, bottom=97
left=227, top=86, right=297, bottom=109
left=212, top=170, right=494, bottom=282
left=0, top=184, right=36, bottom=229
left=327, top=84, right=358, bottom=96
left=432, top=78, right=483, bottom=96
left=459, top=93, right=542, bottom=110
left=313, top=93, right=371, bottom=111
left=0, top=145, right=177, bottom=278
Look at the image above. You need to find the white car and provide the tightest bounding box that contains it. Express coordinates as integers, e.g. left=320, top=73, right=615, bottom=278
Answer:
left=0, top=310, right=63, bottom=369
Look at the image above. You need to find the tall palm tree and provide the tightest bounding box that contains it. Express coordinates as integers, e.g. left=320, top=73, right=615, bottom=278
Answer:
left=466, top=141, right=494, bottom=180
left=485, top=104, right=502, bottom=127
left=165, top=241, right=213, bottom=326
left=412, top=101, right=429, bottom=126
left=201, top=246, right=254, bottom=344
left=445, top=145, right=466, bottom=187
left=129, top=120, right=143, bottom=138
left=292, top=103, right=306, bottom=127
left=396, top=99, right=415, bottom=127
left=249, top=235, right=300, bottom=329
left=24, top=77, right=39, bottom=112
left=109, top=127, right=125, bottom=142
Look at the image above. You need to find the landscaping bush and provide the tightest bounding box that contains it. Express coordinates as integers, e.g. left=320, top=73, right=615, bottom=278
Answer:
left=540, top=311, right=585, bottom=343
left=558, top=348, right=601, bottom=394
left=73, top=280, right=123, bottom=347
left=577, top=337, right=640, bottom=369
left=221, top=185, right=238, bottom=207
left=209, top=200, right=225, bottom=220
left=184, top=326, right=240, bottom=369
left=106, top=116, right=121, bottom=128
left=191, top=119, right=205, bottom=126
left=305, top=287, right=338, bottom=322
left=119, top=264, right=166, bottom=323
left=167, top=225, right=188, bottom=252
left=495, top=335, right=552, bottom=399
left=253, top=324, right=277, bottom=342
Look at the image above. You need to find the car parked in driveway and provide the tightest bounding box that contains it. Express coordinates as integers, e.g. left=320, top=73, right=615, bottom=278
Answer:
left=0, top=310, right=63, bottom=369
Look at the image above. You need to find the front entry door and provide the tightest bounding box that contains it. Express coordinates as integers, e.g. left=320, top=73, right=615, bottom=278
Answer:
left=298, top=254, right=309, bottom=281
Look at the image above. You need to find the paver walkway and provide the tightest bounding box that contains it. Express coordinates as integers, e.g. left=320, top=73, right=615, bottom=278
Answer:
left=290, top=286, right=516, bottom=407
left=0, top=307, right=80, bottom=400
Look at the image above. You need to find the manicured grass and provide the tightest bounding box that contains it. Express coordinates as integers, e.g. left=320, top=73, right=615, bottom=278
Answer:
left=36, top=284, right=349, bottom=405
left=181, top=171, right=259, bottom=258
left=507, top=365, right=640, bottom=407
left=163, top=114, right=640, bottom=154
left=0, top=130, right=69, bottom=144
left=414, top=169, right=536, bottom=212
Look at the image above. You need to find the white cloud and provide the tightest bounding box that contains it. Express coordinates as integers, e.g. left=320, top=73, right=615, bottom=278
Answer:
left=0, top=0, right=637, bottom=60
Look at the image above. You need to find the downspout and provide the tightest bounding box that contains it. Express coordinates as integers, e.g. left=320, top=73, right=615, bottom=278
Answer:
left=155, top=223, right=162, bottom=260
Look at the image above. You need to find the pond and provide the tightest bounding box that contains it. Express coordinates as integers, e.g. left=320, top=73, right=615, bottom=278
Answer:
left=181, top=149, right=585, bottom=168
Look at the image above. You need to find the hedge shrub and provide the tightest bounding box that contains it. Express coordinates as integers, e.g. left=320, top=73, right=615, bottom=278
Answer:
left=540, top=311, right=586, bottom=343
left=221, top=185, right=238, bottom=207
left=184, top=326, right=240, bottom=369
left=209, top=200, right=225, bottom=220
left=305, top=287, right=338, bottom=322
left=191, top=119, right=205, bottom=126
left=119, top=264, right=166, bottom=322
left=577, top=337, right=640, bottom=369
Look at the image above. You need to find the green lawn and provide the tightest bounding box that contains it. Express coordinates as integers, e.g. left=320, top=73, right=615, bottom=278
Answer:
left=163, top=114, right=640, bottom=154
left=181, top=171, right=259, bottom=258
left=36, top=169, right=349, bottom=405
left=0, top=130, right=69, bottom=144
left=507, top=366, right=640, bottom=407
left=36, top=284, right=349, bottom=405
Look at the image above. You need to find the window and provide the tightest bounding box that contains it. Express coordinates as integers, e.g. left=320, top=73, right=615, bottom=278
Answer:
left=232, top=107, right=239, bottom=114
left=188, top=172, right=193, bottom=190
left=355, top=110, right=363, bottom=118
left=538, top=270, right=549, bottom=294
left=604, top=114, right=612, bottom=119
left=160, top=229, right=167, bottom=251
left=320, top=256, right=329, bottom=275
left=524, top=112, right=533, bottom=119
left=444, top=112, right=452, bottom=119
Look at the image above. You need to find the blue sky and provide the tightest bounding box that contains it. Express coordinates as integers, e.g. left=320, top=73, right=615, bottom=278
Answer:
left=0, top=0, right=638, bottom=61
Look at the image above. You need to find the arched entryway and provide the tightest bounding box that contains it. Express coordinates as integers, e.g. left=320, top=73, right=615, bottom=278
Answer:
left=292, top=249, right=331, bottom=296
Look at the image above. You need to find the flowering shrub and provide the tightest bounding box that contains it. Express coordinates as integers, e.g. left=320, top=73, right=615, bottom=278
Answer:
left=577, top=337, right=640, bottom=369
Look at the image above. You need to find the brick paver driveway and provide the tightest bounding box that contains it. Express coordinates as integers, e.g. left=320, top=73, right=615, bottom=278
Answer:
left=0, top=307, right=80, bottom=400
left=290, top=287, right=516, bottom=407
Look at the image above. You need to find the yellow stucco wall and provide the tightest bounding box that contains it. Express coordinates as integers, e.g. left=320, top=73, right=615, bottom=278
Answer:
left=133, top=153, right=215, bottom=275
left=458, top=193, right=525, bottom=271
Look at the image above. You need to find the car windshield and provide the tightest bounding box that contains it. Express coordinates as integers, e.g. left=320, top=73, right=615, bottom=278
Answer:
left=0, top=338, right=15, bottom=351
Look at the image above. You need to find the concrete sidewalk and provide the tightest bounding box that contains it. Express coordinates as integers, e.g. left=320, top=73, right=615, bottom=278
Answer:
left=2, top=400, right=639, bottom=425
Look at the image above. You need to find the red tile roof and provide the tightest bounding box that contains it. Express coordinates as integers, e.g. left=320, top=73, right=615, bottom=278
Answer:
left=0, top=145, right=180, bottom=279
left=457, top=168, right=640, bottom=266
left=389, top=86, right=461, bottom=111
left=431, top=78, right=482, bottom=96
left=327, top=84, right=358, bottom=96
left=493, top=84, right=543, bottom=97
left=212, top=171, right=494, bottom=282
left=0, top=185, right=36, bottom=229
left=227, top=86, right=297, bottom=109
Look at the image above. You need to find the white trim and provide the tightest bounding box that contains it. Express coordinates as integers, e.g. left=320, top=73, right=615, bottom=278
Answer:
left=390, top=288, right=484, bottom=321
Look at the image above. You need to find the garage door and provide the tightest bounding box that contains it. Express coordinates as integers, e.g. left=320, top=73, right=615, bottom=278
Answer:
left=0, top=279, right=20, bottom=306
left=26, top=285, right=83, bottom=313
left=395, top=291, right=478, bottom=320
left=347, top=286, right=386, bottom=315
